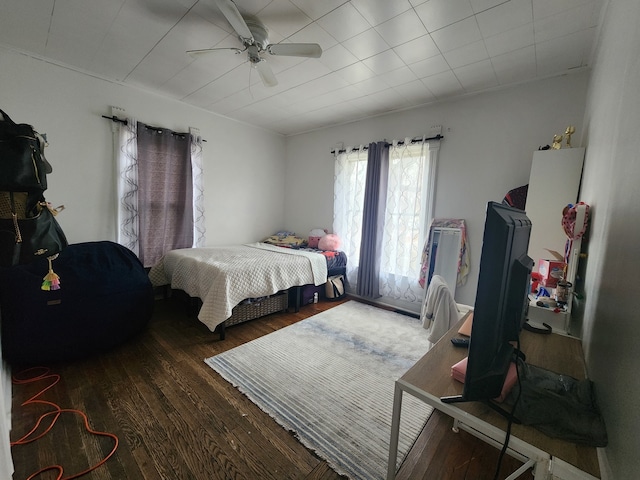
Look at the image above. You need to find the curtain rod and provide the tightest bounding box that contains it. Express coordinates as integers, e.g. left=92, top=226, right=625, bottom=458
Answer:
left=102, top=115, right=207, bottom=142
left=330, top=134, right=443, bottom=155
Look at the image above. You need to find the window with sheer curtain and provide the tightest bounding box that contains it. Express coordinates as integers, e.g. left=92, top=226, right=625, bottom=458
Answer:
left=114, top=117, right=205, bottom=268
left=333, top=138, right=438, bottom=312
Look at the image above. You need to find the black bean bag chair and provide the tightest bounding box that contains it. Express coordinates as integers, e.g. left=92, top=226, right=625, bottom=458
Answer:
left=0, top=241, right=154, bottom=365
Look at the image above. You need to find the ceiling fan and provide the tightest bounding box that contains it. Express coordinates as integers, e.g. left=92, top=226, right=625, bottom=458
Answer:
left=187, top=0, right=322, bottom=87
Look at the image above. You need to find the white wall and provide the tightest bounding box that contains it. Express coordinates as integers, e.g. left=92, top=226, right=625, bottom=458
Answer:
left=577, top=0, right=640, bottom=477
left=0, top=48, right=287, bottom=246
left=284, top=73, right=589, bottom=307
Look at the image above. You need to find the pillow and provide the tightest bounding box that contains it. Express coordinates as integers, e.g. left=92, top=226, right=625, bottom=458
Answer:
left=308, top=228, right=327, bottom=248
left=263, top=232, right=307, bottom=248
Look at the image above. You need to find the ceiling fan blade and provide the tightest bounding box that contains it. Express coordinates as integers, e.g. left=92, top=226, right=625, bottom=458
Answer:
left=254, top=60, right=278, bottom=87
left=267, top=43, right=322, bottom=58
left=186, top=47, right=243, bottom=58
left=214, top=0, right=254, bottom=42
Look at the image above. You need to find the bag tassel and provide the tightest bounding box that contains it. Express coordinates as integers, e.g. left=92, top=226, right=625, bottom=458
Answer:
left=41, top=254, right=61, bottom=291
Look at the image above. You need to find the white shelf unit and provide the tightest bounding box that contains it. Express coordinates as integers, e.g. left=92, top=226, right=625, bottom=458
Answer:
left=524, top=148, right=585, bottom=335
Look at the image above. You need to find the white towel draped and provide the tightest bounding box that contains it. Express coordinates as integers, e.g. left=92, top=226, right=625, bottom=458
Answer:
left=421, top=275, right=460, bottom=344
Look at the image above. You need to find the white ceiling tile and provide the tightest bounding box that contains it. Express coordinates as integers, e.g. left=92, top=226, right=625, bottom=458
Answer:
left=288, top=22, right=338, bottom=50
left=484, top=23, right=534, bottom=57
left=415, top=0, right=475, bottom=33
left=377, top=65, right=420, bottom=88
left=295, top=72, right=350, bottom=97
left=337, top=62, right=376, bottom=84
left=318, top=43, right=359, bottom=71
left=431, top=17, right=483, bottom=53
left=350, top=0, right=413, bottom=26
left=476, top=0, right=532, bottom=38
left=421, top=70, right=464, bottom=99
left=374, top=9, right=430, bottom=48
left=161, top=54, right=246, bottom=101
left=365, top=88, right=414, bottom=112
left=394, top=79, right=437, bottom=104
left=350, top=77, right=389, bottom=97
left=289, top=0, right=349, bottom=21
left=316, top=3, right=371, bottom=43
left=127, top=15, right=231, bottom=88
left=327, top=84, right=367, bottom=103
left=533, top=2, right=600, bottom=43
left=491, top=45, right=537, bottom=85
left=275, top=58, right=332, bottom=88
left=535, top=28, right=595, bottom=76
left=408, top=54, right=451, bottom=79
left=0, top=0, right=55, bottom=55
left=532, top=0, right=598, bottom=21
left=469, top=0, right=509, bottom=13
left=45, top=0, right=128, bottom=66
left=255, top=0, right=313, bottom=39
left=393, top=35, right=441, bottom=65
left=453, top=59, right=498, bottom=92
left=443, top=40, right=489, bottom=69
left=342, top=28, right=390, bottom=61
left=362, top=49, right=405, bottom=75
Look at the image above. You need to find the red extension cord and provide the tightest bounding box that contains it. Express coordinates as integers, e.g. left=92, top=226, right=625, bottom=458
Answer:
left=10, top=367, right=119, bottom=480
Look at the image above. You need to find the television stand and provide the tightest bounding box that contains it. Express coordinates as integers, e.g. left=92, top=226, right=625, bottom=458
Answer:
left=386, top=313, right=600, bottom=480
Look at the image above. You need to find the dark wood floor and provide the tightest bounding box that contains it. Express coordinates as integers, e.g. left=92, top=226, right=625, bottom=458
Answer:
left=10, top=295, right=533, bottom=480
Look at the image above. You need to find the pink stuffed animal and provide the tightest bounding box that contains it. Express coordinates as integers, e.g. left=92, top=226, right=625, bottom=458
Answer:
left=308, top=228, right=327, bottom=249
left=318, top=233, right=341, bottom=251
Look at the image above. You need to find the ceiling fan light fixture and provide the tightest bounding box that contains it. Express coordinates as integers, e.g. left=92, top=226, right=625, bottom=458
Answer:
left=196, top=0, right=322, bottom=87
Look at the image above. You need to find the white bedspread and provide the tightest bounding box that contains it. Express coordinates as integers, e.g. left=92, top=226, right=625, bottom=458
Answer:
left=149, top=243, right=328, bottom=331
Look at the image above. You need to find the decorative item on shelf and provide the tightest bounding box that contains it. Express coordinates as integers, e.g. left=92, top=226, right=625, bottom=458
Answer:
left=564, top=125, right=576, bottom=148
left=551, top=134, right=563, bottom=149
left=562, top=202, right=590, bottom=263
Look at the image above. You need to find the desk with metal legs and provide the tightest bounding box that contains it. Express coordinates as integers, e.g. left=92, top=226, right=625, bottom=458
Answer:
left=387, top=314, right=600, bottom=480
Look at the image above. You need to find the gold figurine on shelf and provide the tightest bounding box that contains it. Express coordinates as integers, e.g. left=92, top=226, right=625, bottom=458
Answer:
left=565, top=125, right=576, bottom=148
left=552, top=134, right=563, bottom=149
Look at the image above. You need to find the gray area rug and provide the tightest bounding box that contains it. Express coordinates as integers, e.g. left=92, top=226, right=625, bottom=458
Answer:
left=205, top=300, right=434, bottom=479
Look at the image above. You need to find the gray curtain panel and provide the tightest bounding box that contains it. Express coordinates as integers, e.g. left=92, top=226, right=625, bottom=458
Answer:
left=137, top=122, right=193, bottom=267
left=356, top=141, right=389, bottom=298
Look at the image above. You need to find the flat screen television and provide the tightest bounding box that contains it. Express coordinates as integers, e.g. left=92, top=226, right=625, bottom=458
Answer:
left=442, top=201, right=534, bottom=406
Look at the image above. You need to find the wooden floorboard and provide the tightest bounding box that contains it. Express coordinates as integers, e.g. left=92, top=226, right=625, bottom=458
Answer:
left=10, top=295, right=533, bottom=480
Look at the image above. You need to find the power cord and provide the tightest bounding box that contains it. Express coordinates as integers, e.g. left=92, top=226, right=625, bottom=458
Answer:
left=492, top=338, right=524, bottom=480
left=11, top=366, right=119, bottom=480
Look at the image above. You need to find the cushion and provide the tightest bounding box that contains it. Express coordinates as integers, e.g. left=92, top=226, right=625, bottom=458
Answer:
left=0, top=241, right=154, bottom=365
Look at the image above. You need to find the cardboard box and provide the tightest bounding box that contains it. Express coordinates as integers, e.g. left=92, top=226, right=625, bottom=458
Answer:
left=538, top=259, right=566, bottom=288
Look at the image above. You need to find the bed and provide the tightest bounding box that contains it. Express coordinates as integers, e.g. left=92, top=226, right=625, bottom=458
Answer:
left=149, top=242, right=346, bottom=337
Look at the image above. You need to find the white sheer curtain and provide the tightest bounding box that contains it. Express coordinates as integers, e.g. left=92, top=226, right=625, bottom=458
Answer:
left=114, top=115, right=139, bottom=256
left=332, top=147, right=367, bottom=288
left=333, top=137, right=439, bottom=312
left=189, top=127, right=206, bottom=247
left=379, top=138, right=437, bottom=308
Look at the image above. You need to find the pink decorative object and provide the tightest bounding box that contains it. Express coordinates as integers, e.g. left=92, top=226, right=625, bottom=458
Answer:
left=308, top=228, right=327, bottom=249
left=318, top=233, right=341, bottom=251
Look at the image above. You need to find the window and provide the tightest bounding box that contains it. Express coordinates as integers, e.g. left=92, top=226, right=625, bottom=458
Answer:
left=114, top=116, right=205, bottom=267
left=333, top=138, right=438, bottom=312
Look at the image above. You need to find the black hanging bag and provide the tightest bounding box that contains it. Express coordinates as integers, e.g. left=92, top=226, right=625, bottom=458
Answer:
left=0, top=109, right=67, bottom=288
left=0, top=108, right=52, bottom=193
left=0, top=192, right=68, bottom=267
